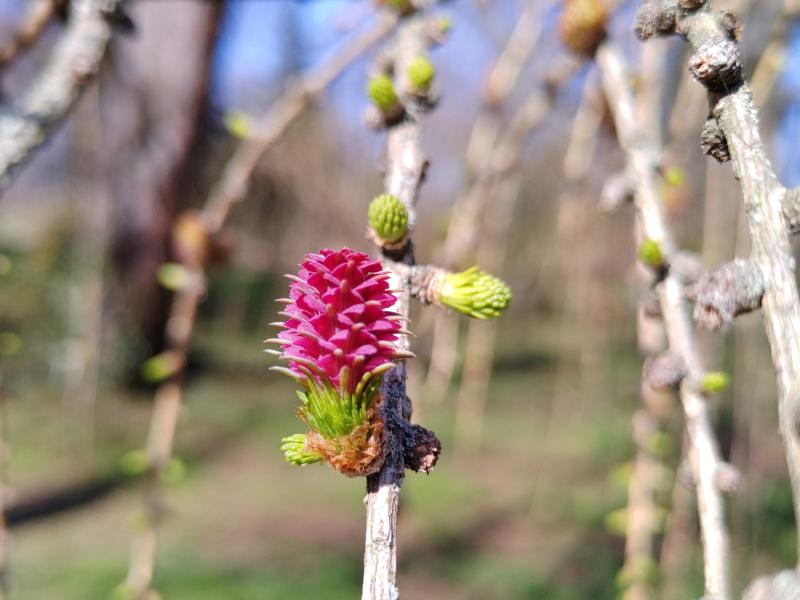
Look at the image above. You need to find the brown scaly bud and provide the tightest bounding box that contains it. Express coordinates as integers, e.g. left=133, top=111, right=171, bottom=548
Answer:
left=643, top=351, right=688, bottom=391
left=689, top=40, right=743, bottom=92
left=634, top=1, right=677, bottom=40
left=700, top=117, right=731, bottom=163
left=678, top=0, right=705, bottom=9
left=559, top=0, right=608, bottom=57
left=404, top=424, right=441, bottom=474
left=689, top=259, right=765, bottom=330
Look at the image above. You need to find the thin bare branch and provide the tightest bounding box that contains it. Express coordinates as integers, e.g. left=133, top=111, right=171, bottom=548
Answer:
left=0, top=0, right=119, bottom=191
left=597, top=42, right=731, bottom=599
left=363, top=13, right=438, bottom=598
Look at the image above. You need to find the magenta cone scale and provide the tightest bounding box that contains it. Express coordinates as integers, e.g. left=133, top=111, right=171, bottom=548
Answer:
left=277, top=248, right=403, bottom=393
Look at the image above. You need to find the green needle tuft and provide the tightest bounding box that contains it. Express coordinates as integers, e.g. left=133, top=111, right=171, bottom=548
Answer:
left=281, top=433, right=323, bottom=466
left=439, top=267, right=512, bottom=319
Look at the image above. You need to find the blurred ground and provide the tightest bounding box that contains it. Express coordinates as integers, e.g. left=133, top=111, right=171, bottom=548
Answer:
left=0, top=296, right=792, bottom=599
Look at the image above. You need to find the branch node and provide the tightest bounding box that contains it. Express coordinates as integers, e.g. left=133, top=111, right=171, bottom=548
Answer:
left=688, top=40, right=743, bottom=92
left=689, top=259, right=765, bottom=330
left=643, top=351, right=687, bottom=391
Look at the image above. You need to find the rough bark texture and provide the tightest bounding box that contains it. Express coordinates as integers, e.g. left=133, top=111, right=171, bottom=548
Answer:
left=597, top=43, right=731, bottom=600
left=689, top=258, right=765, bottom=330
left=0, top=0, right=118, bottom=192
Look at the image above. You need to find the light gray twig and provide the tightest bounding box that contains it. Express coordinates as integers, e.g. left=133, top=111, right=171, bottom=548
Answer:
left=0, top=0, right=120, bottom=192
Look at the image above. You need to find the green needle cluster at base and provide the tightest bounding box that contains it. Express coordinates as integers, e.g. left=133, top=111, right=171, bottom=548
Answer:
left=367, top=75, right=399, bottom=112
left=296, top=369, right=386, bottom=439
left=281, top=434, right=323, bottom=466
left=438, top=267, right=512, bottom=319
left=368, top=194, right=409, bottom=244
left=275, top=363, right=390, bottom=467
left=407, top=56, right=435, bottom=92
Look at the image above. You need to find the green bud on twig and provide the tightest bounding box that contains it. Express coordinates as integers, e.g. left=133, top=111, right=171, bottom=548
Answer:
left=663, top=165, right=685, bottom=188
left=437, top=267, right=512, bottom=319
left=157, top=262, right=190, bottom=291
left=223, top=110, right=253, bottom=139
left=368, top=194, right=409, bottom=245
left=701, top=371, right=730, bottom=394
left=604, top=508, right=627, bottom=537
left=140, top=350, right=184, bottom=383
left=407, top=56, right=435, bottom=93
left=120, top=450, right=149, bottom=476
left=638, top=239, right=664, bottom=268
left=367, top=75, right=400, bottom=113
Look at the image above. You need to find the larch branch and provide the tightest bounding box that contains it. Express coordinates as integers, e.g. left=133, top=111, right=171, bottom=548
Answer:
left=597, top=42, right=731, bottom=600
left=0, top=0, right=119, bottom=192
left=635, top=0, right=800, bottom=571
left=363, top=11, right=442, bottom=599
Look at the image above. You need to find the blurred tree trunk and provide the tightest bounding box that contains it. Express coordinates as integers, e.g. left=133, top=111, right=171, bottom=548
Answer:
left=100, top=1, right=221, bottom=365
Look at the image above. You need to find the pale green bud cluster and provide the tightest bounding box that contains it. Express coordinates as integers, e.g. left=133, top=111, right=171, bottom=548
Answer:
left=368, top=194, right=409, bottom=244
left=438, top=267, right=512, bottom=319
left=367, top=75, right=400, bottom=112
left=407, top=56, right=435, bottom=92
left=281, top=433, right=323, bottom=466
